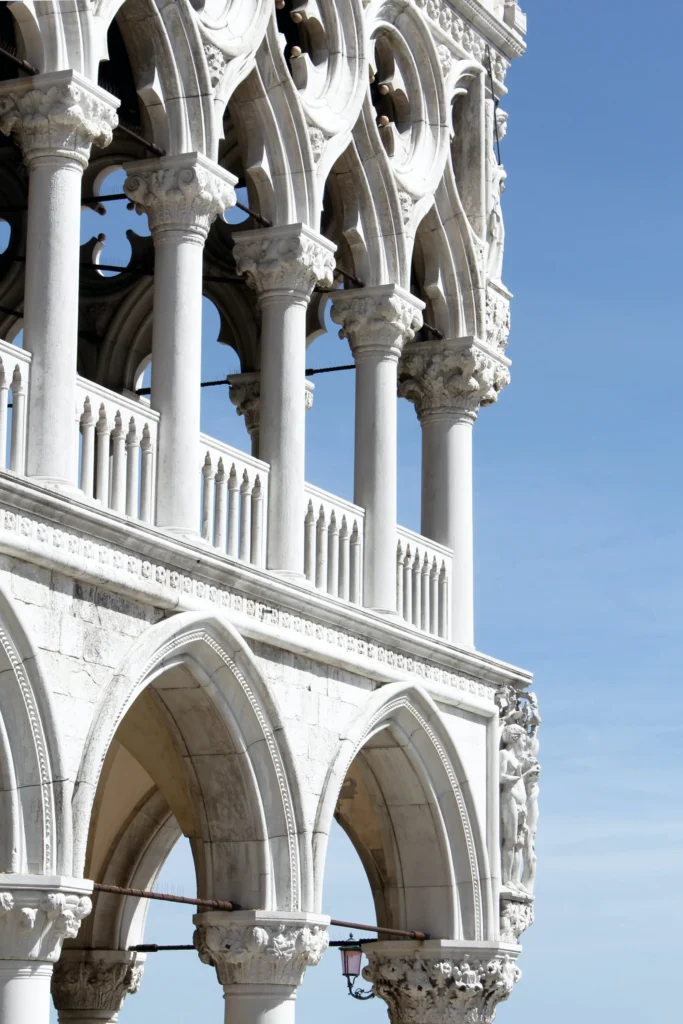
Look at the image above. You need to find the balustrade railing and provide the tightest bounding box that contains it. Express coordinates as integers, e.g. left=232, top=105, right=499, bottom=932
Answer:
left=396, top=526, right=452, bottom=639
left=0, top=340, right=30, bottom=474
left=199, top=436, right=268, bottom=568
left=76, top=379, right=159, bottom=523
left=304, top=484, right=364, bottom=604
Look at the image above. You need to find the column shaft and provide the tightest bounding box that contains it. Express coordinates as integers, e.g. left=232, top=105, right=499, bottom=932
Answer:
left=222, top=983, right=296, bottom=1024
left=0, top=962, right=52, bottom=1024
left=259, top=293, right=308, bottom=573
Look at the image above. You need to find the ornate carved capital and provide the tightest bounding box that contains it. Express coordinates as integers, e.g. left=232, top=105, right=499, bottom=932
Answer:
left=364, top=946, right=521, bottom=1024
left=51, top=951, right=144, bottom=1014
left=486, top=282, right=512, bottom=355
left=399, top=338, right=510, bottom=422
left=0, top=879, right=92, bottom=963
left=227, top=373, right=315, bottom=442
left=233, top=224, right=336, bottom=298
left=194, top=911, right=329, bottom=987
left=124, top=153, right=237, bottom=239
left=0, top=71, right=118, bottom=168
left=500, top=897, right=534, bottom=945
left=330, top=285, right=424, bottom=361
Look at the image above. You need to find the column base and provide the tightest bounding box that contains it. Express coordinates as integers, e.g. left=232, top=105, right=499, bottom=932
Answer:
left=269, top=570, right=309, bottom=586
left=28, top=476, right=84, bottom=498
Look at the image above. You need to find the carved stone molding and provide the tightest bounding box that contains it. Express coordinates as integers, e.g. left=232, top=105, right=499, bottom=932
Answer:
left=124, top=153, right=237, bottom=239
left=0, top=71, right=118, bottom=168
left=413, top=0, right=523, bottom=77
left=331, top=285, right=424, bottom=361
left=51, top=951, right=144, bottom=1014
left=486, top=282, right=511, bottom=355
left=233, top=224, right=336, bottom=298
left=399, top=338, right=510, bottom=422
left=0, top=880, right=92, bottom=963
left=194, top=911, right=329, bottom=987
left=364, top=946, right=521, bottom=1024
left=500, top=897, right=534, bottom=944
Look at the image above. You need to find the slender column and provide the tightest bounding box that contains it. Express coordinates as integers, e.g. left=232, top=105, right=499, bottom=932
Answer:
left=234, top=226, right=335, bottom=577
left=363, top=941, right=521, bottom=1024
left=0, top=877, right=92, bottom=1024
left=194, top=911, right=328, bottom=1024
left=331, top=286, right=423, bottom=613
left=51, top=950, right=145, bottom=1024
left=399, top=338, right=510, bottom=647
left=0, top=72, right=118, bottom=488
left=124, top=154, right=236, bottom=536
left=228, top=372, right=315, bottom=461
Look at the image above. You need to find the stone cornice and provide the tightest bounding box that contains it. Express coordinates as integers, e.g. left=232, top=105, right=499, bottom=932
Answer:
left=233, top=224, right=336, bottom=298
left=124, top=153, right=237, bottom=239
left=399, top=336, right=510, bottom=420
left=420, top=0, right=526, bottom=63
left=0, top=71, right=119, bottom=168
left=0, top=473, right=532, bottom=696
left=331, top=285, right=425, bottom=361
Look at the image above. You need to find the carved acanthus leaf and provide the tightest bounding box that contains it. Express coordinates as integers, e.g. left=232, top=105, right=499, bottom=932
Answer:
left=195, top=918, right=329, bottom=986
left=124, top=155, right=236, bottom=238
left=399, top=339, right=510, bottom=420
left=233, top=226, right=336, bottom=297
left=0, top=888, right=91, bottom=962
left=331, top=287, right=424, bottom=359
left=52, top=958, right=144, bottom=1012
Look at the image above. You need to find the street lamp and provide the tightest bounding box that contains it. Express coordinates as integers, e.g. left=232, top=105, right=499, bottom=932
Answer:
left=339, top=935, right=375, bottom=1001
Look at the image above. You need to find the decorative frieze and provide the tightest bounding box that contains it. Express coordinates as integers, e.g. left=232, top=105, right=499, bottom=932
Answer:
left=331, top=285, right=424, bottom=360
left=0, top=71, right=118, bottom=168
left=124, top=153, right=237, bottom=238
left=399, top=338, right=510, bottom=421
left=51, top=952, right=144, bottom=1014
left=0, top=883, right=92, bottom=962
left=194, top=912, right=329, bottom=986
left=233, top=224, right=336, bottom=298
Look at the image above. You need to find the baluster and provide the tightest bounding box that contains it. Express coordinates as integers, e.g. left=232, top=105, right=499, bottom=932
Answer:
left=403, top=544, right=412, bottom=622
left=227, top=463, right=239, bottom=557
left=125, top=417, right=140, bottom=518
left=9, top=366, right=26, bottom=474
left=239, top=470, right=252, bottom=561
left=338, top=515, right=350, bottom=601
left=327, top=511, right=339, bottom=596
left=396, top=541, right=404, bottom=615
left=412, top=548, right=422, bottom=627
left=438, top=561, right=448, bottom=639
left=140, top=424, right=154, bottom=524
left=350, top=521, right=362, bottom=604
left=201, top=452, right=214, bottom=542
left=304, top=499, right=316, bottom=582
left=0, top=359, right=7, bottom=470
left=430, top=558, right=439, bottom=636
left=251, top=475, right=263, bottom=566
left=95, top=403, right=110, bottom=505
left=315, top=506, right=328, bottom=590
left=421, top=553, right=431, bottom=633
left=110, top=411, right=126, bottom=513
left=79, top=397, right=95, bottom=496
left=214, top=458, right=227, bottom=550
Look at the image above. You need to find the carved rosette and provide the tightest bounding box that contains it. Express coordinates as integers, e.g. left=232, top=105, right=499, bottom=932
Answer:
left=331, top=286, right=424, bottom=361
left=0, top=884, right=92, bottom=962
left=0, top=71, right=118, bottom=168
left=124, top=154, right=237, bottom=239
left=52, top=953, right=144, bottom=1014
left=194, top=913, right=329, bottom=987
left=233, top=225, right=336, bottom=299
left=486, top=284, right=512, bottom=355
left=500, top=899, right=534, bottom=945
left=399, top=339, right=510, bottom=423
left=364, top=950, right=521, bottom=1024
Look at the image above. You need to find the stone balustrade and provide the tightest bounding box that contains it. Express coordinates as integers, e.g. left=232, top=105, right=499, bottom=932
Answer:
left=199, top=435, right=268, bottom=568
left=304, top=483, right=364, bottom=604
left=0, top=340, right=30, bottom=475
left=396, top=525, right=452, bottom=640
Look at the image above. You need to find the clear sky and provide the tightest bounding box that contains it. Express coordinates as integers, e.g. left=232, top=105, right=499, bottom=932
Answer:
left=53, top=1, right=683, bottom=1020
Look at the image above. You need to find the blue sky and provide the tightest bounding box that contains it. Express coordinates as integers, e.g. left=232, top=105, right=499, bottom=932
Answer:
left=52, top=1, right=683, bottom=1020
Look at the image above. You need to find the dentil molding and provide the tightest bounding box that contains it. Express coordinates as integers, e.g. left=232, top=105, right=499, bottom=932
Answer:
left=0, top=71, right=119, bottom=168
left=233, top=224, right=336, bottom=298
left=194, top=912, right=329, bottom=986
left=399, top=338, right=510, bottom=420
left=331, top=285, right=425, bottom=360
left=0, top=880, right=92, bottom=963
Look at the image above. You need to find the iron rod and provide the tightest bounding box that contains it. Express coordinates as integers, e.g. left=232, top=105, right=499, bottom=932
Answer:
left=234, top=200, right=271, bottom=227
left=0, top=305, right=22, bottom=318
left=117, top=121, right=165, bottom=158
left=93, top=882, right=237, bottom=912
left=0, top=42, right=38, bottom=76
left=305, top=364, right=355, bottom=376
left=129, top=944, right=195, bottom=953
left=330, top=918, right=428, bottom=940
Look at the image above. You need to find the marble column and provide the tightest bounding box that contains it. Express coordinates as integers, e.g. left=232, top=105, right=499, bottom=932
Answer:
left=0, top=71, right=118, bottom=489
left=234, top=225, right=335, bottom=577
left=331, top=286, right=424, bottom=613
left=124, top=154, right=237, bottom=536
left=194, top=910, right=329, bottom=1024
left=0, top=877, right=92, bottom=1024
left=398, top=338, right=510, bottom=647
left=51, top=949, right=145, bottom=1024
left=227, top=372, right=315, bottom=461
left=363, top=941, right=521, bottom=1024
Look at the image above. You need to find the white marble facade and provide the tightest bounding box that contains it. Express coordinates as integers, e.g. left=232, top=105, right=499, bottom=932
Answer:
left=0, top=2, right=534, bottom=1023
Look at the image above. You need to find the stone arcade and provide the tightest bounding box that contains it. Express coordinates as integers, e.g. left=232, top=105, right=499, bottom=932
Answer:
left=0, top=2, right=535, bottom=1023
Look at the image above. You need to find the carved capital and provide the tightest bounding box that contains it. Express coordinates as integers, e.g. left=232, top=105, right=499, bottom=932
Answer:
left=0, top=878, right=93, bottom=963
left=486, top=282, right=512, bottom=355
left=194, top=911, right=329, bottom=987
left=124, top=153, right=237, bottom=239
left=51, top=951, right=144, bottom=1014
left=233, top=224, right=336, bottom=298
left=500, top=897, right=534, bottom=945
left=0, top=71, right=118, bottom=168
left=364, top=945, right=521, bottom=1024
left=227, top=373, right=315, bottom=440
left=399, top=338, right=510, bottom=422
left=330, top=285, right=424, bottom=361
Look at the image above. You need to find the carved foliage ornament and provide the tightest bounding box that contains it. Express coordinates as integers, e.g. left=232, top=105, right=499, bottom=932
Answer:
left=486, top=287, right=511, bottom=354
left=0, top=891, right=92, bottom=962
left=364, top=953, right=521, bottom=1024
left=195, top=921, right=329, bottom=986
left=124, top=161, right=236, bottom=238
left=51, top=959, right=144, bottom=1012
left=0, top=80, right=118, bottom=167
left=399, top=340, right=510, bottom=420
left=233, top=230, right=336, bottom=297
left=331, top=291, right=424, bottom=359
left=500, top=899, right=534, bottom=944
left=413, top=0, right=510, bottom=84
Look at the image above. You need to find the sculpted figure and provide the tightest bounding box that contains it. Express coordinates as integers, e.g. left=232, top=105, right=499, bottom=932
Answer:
left=521, top=694, right=541, bottom=893
left=486, top=109, right=508, bottom=282
left=500, top=724, right=539, bottom=890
